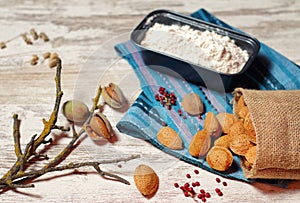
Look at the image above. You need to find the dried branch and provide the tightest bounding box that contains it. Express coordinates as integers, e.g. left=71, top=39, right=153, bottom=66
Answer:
left=12, top=114, right=22, bottom=159
left=0, top=57, right=139, bottom=193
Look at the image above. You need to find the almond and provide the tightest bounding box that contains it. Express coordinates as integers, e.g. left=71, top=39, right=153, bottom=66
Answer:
left=206, top=146, right=233, bottom=171
left=229, top=121, right=245, bottom=139
left=229, top=133, right=254, bottom=156
left=203, top=112, right=222, bottom=139
left=216, top=112, right=236, bottom=134
left=214, top=134, right=231, bottom=149
left=245, top=145, right=257, bottom=165
left=244, top=113, right=256, bottom=144
left=157, top=126, right=183, bottom=150
left=188, top=129, right=211, bottom=157
left=182, top=93, right=204, bottom=115
left=134, top=164, right=159, bottom=197
left=238, top=106, right=249, bottom=120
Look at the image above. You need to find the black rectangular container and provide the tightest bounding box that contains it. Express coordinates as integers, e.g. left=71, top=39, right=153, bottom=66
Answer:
left=130, top=9, right=260, bottom=92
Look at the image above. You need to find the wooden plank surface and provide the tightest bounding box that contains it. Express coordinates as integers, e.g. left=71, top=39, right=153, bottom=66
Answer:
left=0, top=0, right=299, bottom=202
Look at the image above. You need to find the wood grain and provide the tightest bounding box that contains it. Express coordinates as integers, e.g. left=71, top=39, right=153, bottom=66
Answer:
left=0, top=0, right=299, bottom=202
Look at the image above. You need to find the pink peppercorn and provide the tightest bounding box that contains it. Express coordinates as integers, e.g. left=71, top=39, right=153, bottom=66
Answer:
left=174, top=183, right=179, bottom=188
left=218, top=191, right=223, bottom=196
left=216, top=177, right=221, bottom=183
left=194, top=169, right=199, bottom=174
left=200, top=189, right=205, bottom=194
left=186, top=174, right=191, bottom=178
left=195, top=181, right=200, bottom=186
left=201, top=197, right=206, bottom=202
left=205, top=192, right=211, bottom=198
left=215, top=188, right=220, bottom=193
left=184, top=191, right=189, bottom=197
left=223, top=181, right=227, bottom=186
left=184, top=183, right=190, bottom=188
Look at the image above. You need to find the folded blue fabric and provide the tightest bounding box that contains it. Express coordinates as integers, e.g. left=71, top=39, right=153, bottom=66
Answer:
left=114, top=8, right=300, bottom=187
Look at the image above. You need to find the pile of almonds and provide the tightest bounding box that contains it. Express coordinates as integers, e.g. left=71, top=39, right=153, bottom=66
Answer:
left=155, top=91, right=257, bottom=172
left=189, top=107, right=257, bottom=171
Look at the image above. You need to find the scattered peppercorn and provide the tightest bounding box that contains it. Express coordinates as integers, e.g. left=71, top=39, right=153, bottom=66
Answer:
left=174, top=168, right=228, bottom=200
left=184, top=183, right=189, bottom=188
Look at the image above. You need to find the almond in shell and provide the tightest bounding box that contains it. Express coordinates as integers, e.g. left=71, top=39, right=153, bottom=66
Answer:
left=86, top=112, right=113, bottom=140
left=157, top=126, right=183, bottom=150
left=134, top=164, right=159, bottom=197
left=216, top=112, right=236, bottom=134
left=206, top=146, right=233, bottom=171
left=182, top=93, right=204, bottom=116
left=203, top=112, right=222, bottom=139
left=229, top=133, right=254, bottom=156
left=214, top=134, right=231, bottom=149
left=229, top=121, right=245, bottom=139
left=244, top=113, right=256, bottom=144
left=245, top=145, right=257, bottom=165
left=188, top=129, right=211, bottom=157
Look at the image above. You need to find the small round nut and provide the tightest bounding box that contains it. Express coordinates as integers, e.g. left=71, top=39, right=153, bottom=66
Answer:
left=182, top=93, right=204, bottom=116
left=188, top=129, right=211, bottom=157
left=206, top=146, right=233, bottom=171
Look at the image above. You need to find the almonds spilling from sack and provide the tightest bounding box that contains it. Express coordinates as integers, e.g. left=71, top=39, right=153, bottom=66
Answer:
left=134, top=164, right=159, bottom=197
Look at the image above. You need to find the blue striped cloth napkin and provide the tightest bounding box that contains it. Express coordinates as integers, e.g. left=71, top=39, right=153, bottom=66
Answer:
left=114, top=8, right=300, bottom=187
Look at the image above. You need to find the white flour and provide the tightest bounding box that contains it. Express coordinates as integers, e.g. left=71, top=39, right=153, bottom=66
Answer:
left=141, top=23, right=249, bottom=74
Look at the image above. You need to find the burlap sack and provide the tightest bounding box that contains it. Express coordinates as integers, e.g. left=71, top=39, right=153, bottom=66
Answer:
left=233, top=88, right=300, bottom=179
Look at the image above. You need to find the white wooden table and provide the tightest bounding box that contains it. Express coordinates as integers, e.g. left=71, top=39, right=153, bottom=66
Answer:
left=0, top=1, right=299, bottom=202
